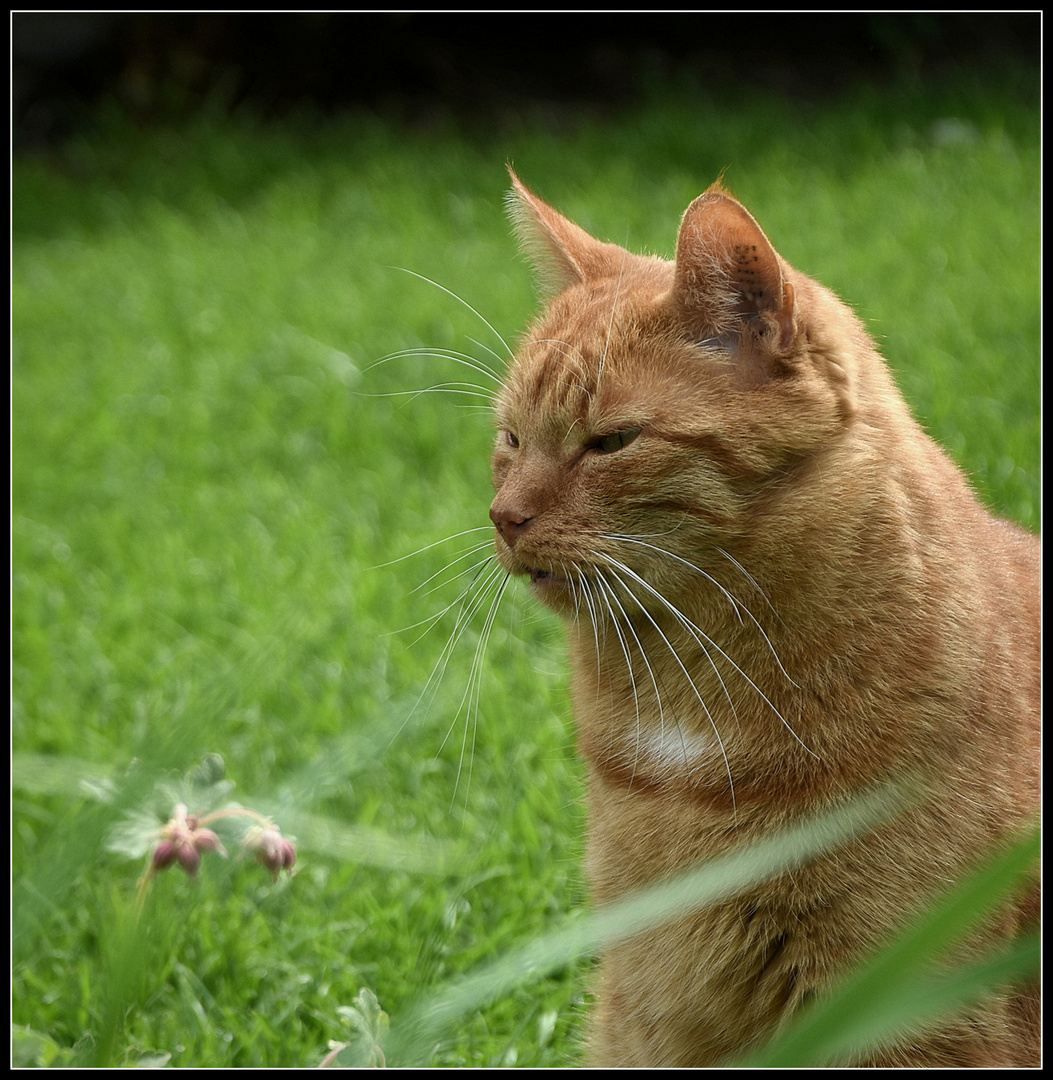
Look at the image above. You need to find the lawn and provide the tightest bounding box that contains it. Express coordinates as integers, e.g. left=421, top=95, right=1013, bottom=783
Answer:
left=13, top=62, right=1039, bottom=1067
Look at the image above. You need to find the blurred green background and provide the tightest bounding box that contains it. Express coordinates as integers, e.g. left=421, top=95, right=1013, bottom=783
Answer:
left=12, top=13, right=1039, bottom=1068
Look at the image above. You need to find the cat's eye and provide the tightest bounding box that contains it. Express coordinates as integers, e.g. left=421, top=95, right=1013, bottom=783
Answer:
left=593, top=427, right=641, bottom=454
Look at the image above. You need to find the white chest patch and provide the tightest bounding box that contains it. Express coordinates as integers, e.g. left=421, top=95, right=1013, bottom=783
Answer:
left=636, top=724, right=716, bottom=775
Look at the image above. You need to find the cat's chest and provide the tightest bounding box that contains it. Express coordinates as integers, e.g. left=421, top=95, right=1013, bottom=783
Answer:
left=567, top=620, right=802, bottom=798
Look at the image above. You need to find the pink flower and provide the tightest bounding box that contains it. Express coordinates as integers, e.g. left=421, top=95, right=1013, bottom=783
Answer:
left=150, top=803, right=228, bottom=878
left=243, top=824, right=297, bottom=881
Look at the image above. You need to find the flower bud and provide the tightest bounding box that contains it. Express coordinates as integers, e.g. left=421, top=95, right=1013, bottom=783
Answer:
left=192, top=828, right=228, bottom=858
left=176, top=840, right=201, bottom=876
left=150, top=805, right=229, bottom=878
left=244, top=824, right=297, bottom=880
left=152, top=839, right=178, bottom=871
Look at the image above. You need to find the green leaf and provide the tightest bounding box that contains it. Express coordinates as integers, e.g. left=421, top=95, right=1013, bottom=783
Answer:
left=11, top=1025, right=73, bottom=1068
left=738, top=826, right=1039, bottom=1066
left=386, top=779, right=913, bottom=1065
left=328, top=989, right=389, bottom=1067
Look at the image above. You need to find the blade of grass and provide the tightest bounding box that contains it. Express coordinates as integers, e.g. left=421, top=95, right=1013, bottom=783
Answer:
left=737, top=824, right=1039, bottom=1066
left=385, top=778, right=913, bottom=1065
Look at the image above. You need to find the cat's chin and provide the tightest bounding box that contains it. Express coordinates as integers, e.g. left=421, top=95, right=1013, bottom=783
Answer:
left=522, top=565, right=575, bottom=613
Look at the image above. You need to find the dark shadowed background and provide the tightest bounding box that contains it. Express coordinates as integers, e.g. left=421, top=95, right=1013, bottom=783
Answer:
left=13, top=11, right=1039, bottom=145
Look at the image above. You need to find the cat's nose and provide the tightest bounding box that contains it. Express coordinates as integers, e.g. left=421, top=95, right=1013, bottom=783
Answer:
left=489, top=504, right=534, bottom=548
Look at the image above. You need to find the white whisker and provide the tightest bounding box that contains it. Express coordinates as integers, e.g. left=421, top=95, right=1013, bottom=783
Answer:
left=599, top=552, right=741, bottom=725
left=450, top=572, right=511, bottom=804
left=605, top=533, right=798, bottom=688
left=593, top=568, right=665, bottom=781
left=383, top=546, right=499, bottom=647
left=466, top=335, right=508, bottom=370
left=716, top=547, right=783, bottom=621
left=364, top=345, right=503, bottom=386
left=410, top=541, right=498, bottom=599
left=368, top=382, right=496, bottom=405
left=391, top=570, right=492, bottom=647
left=372, top=525, right=494, bottom=570
left=599, top=563, right=737, bottom=816
left=403, top=560, right=507, bottom=747
left=597, top=552, right=816, bottom=760
left=388, top=266, right=513, bottom=361
left=574, top=569, right=606, bottom=675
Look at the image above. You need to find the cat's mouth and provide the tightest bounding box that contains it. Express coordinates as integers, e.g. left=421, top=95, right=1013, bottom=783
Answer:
left=527, top=566, right=568, bottom=587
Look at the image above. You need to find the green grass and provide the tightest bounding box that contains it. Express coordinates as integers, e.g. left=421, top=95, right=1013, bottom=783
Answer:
left=13, top=63, right=1039, bottom=1067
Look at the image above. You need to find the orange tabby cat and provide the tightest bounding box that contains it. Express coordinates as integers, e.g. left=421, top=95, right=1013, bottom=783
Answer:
left=489, top=172, right=1039, bottom=1066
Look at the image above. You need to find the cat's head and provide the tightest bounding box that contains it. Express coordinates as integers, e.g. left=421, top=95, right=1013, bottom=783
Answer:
left=490, top=172, right=855, bottom=619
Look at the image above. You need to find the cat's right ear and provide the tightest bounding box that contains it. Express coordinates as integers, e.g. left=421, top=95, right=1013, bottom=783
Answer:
left=506, top=168, right=625, bottom=296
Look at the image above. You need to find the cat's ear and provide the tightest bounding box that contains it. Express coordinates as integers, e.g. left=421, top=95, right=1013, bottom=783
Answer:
left=673, top=186, right=796, bottom=358
left=506, top=168, right=628, bottom=296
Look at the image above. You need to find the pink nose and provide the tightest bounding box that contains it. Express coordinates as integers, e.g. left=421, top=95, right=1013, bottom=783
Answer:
left=489, top=505, right=534, bottom=548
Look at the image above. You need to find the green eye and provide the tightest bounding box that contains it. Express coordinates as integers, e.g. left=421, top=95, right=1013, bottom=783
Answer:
left=594, top=427, right=641, bottom=454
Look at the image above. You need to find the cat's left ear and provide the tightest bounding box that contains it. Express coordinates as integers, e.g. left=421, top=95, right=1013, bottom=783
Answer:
left=673, top=188, right=797, bottom=358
